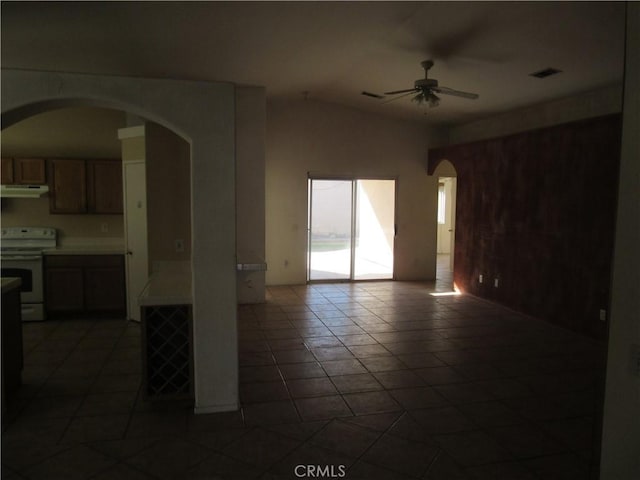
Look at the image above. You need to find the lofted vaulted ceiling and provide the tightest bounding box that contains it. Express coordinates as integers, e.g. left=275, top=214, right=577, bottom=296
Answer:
left=0, top=1, right=626, bottom=126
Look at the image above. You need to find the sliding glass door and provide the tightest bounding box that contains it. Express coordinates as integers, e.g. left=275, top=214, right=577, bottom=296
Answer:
left=308, top=178, right=395, bottom=281
left=353, top=179, right=395, bottom=280
left=308, top=180, right=353, bottom=281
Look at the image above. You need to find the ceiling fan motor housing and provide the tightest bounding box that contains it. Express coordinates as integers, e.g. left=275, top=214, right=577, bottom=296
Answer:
left=415, top=78, right=438, bottom=89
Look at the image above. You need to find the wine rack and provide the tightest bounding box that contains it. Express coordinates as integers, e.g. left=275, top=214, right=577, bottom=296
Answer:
left=141, top=304, right=193, bottom=400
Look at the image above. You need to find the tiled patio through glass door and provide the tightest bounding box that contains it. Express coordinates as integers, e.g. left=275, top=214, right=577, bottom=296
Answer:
left=2, top=281, right=605, bottom=479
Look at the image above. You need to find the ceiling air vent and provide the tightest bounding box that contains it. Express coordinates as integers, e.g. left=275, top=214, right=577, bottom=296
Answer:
left=530, top=67, right=562, bottom=79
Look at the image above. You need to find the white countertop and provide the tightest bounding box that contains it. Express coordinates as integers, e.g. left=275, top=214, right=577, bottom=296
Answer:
left=1, top=277, right=22, bottom=294
left=139, top=270, right=192, bottom=306
left=44, top=237, right=125, bottom=255
left=44, top=245, right=126, bottom=255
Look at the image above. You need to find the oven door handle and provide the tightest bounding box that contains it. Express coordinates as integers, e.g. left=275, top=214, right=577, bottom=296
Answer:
left=1, top=255, right=42, bottom=261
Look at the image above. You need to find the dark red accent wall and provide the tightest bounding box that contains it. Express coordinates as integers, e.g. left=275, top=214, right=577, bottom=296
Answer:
left=429, top=114, right=622, bottom=338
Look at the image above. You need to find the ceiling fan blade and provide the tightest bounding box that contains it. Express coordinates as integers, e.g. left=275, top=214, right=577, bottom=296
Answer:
left=361, top=91, right=384, bottom=99
left=382, top=91, right=419, bottom=104
left=432, top=86, right=479, bottom=99
left=383, top=88, right=418, bottom=95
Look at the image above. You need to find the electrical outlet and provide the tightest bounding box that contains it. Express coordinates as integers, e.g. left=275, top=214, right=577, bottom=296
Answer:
left=494, top=278, right=499, bottom=288
left=599, top=309, right=607, bottom=321
left=479, top=274, right=483, bottom=284
left=175, top=239, right=184, bottom=252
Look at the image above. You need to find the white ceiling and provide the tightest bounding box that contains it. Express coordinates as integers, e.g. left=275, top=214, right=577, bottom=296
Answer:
left=0, top=1, right=626, bottom=126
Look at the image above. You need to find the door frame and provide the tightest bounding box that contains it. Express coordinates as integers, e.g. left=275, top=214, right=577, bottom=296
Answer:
left=121, top=158, right=149, bottom=322
left=307, top=174, right=398, bottom=283
left=432, top=158, right=458, bottom=290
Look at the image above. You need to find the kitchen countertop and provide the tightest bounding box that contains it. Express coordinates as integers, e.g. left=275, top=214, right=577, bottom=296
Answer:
left=44, top=246, right=126, bottom=256
left=1, top=277, right=22, bottom=294
left=139, top=270, right=192, bottom=306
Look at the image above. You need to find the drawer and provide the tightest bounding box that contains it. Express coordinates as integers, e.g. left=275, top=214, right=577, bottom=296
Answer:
left=45, top=254, right=123, bottom=268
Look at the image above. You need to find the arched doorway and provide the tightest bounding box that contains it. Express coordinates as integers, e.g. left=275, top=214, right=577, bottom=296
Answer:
left=432, top=159, right=457, bottom=291
left=2, top=69, right=238, bottom=413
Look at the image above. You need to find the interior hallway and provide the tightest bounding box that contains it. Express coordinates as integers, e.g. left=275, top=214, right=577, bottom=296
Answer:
left=2, top=281, right=605, bottom=479
left=435, top=254, right=454, bottom=292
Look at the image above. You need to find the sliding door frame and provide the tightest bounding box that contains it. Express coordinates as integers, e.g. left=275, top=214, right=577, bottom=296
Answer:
left=307, top=174, right=398, bottom=283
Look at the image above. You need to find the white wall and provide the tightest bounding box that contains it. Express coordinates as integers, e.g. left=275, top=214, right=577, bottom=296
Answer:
left=145, top=122, right=192, bottom=264
left=235, top=87, right=267, bottom=303
left=600, top=3, right=640, bottom=478
left=266, top=99, right=438, bottom=285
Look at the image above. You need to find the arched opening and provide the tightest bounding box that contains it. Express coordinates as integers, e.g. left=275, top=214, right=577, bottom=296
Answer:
left=1, top=70, right=239, bottom=414
left=7, top=113, right=194, bottom=314
left=432, top=159, right=457, bottom=292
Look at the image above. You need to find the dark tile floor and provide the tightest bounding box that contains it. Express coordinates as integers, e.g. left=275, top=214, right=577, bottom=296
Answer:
left=2, top=275, right=606, bottom=479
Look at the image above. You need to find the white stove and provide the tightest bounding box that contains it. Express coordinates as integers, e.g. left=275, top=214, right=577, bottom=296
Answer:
left=1, top=227, right=57, bottom=321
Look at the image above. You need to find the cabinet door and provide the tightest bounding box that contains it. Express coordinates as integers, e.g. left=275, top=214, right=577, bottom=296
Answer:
left=84, top=263, right=126, bottom=314
left=45, top=267, right=84, bottom=313
left=87, top=160, right=123, bottom=214
left=15, top=158, right=46, bottom=184
left=49, top=159, right=87, bottom=213
left=2, top=287, right=24, bottom=394
left=1, top=158, right=14, bottom=184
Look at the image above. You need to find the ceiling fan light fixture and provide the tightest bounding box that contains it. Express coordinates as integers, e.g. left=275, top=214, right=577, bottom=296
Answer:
left=428, top=92, right=440, bottom=108
left=410, top=89, right=440, bottom=108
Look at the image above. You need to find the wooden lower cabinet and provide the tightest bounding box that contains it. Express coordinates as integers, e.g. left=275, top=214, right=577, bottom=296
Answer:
left=84, top=265, right=126, bottom=311
left=45, top=255, right=126, bottom=317
left=45, top=267, right=84, bottom=313
left=2, top=285, right=24, bottom=406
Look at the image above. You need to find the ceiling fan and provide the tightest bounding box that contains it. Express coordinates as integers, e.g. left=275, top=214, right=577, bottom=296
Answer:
left=383, top=60, right=479, bottom=107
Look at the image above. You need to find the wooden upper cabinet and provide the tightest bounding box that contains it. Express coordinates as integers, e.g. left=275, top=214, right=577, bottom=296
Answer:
left=15, top=158, right=46, bottom=184
left=48, top=159, right=87, bottom=213
left=1, top=158, right=14, bottom=184
left=2, top=158, right=47, bottom=185
left=87, top=160, right=123, bottom=214
left=48, top=158, right=123, bottom=214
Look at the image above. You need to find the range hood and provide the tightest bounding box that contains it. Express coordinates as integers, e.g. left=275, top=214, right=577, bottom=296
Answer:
left=1, top=184, right=49, bottom=198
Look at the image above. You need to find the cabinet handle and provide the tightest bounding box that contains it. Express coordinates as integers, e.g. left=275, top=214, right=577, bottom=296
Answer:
left=127, top=251, right=133, bottom=255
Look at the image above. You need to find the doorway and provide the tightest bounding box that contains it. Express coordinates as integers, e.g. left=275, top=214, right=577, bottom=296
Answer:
left=436, top=176, right=457, bottom=289
left=308, top=178, right=396, bottom=281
